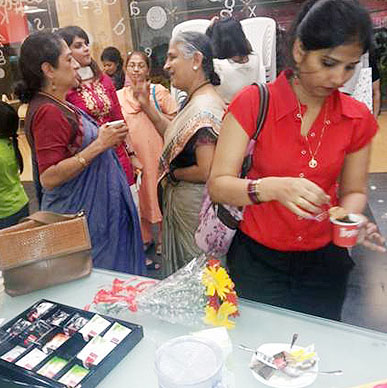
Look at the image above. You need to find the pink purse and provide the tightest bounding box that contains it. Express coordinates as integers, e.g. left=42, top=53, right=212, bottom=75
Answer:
left=195, top=83, right=269, bottom=257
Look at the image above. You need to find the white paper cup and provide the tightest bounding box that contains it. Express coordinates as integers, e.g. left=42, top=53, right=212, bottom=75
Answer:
left=155, top=336, right=224, bottom=388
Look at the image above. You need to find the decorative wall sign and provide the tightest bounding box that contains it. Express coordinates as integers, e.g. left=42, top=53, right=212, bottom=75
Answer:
left=146, top=6, right=167, bottom=30
left=129, top=1, right=140, bottom=17
left=241, top=0, right=256, bottom=17
left=220, top=0, right=235, bottom=18
left=113, top=17, right=126, bottom=36
left=166, top=6, right=178, bottom=23
left=25, top=0, right=59, bottom=34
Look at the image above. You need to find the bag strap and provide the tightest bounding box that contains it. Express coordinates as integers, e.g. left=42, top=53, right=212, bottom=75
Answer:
left=25, top=211, right=85, bottom=225
left=252, top=82, right=270, bottom=140
left=240, top=82, right=270, bottom=177
left=152, top=84, right=161, bottom=112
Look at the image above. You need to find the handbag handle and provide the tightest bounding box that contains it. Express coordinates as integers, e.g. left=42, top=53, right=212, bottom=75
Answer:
left=240, top=82, right=270, bottom=178
left=25, top=211, right=85, bottom=225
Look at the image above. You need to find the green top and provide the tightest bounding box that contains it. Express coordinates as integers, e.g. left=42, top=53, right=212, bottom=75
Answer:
left=0, top=138, right=28, bottom=218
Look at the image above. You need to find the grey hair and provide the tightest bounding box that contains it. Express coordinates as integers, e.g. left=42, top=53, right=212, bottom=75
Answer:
left=169, top=31, right=221, bottom=86
left=171, top=33, right=198, bottom=59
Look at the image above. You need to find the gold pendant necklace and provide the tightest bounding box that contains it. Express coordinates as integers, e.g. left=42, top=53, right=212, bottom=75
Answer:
left=297, top=100, right=329, bottom=169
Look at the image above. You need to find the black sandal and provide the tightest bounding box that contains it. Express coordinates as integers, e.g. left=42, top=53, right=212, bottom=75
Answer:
left=146, top=259, right=160, bottom=270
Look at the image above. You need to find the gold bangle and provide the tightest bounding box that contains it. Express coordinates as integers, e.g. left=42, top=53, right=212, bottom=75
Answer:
left=74, top=153, right=88, bottom=168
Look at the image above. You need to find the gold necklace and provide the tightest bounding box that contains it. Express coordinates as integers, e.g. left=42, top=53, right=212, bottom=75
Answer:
left=297, top=100, right=329, bottom=169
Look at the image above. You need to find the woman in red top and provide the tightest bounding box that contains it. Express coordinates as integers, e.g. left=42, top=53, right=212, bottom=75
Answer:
left=209, top=0, right=385, bottom=320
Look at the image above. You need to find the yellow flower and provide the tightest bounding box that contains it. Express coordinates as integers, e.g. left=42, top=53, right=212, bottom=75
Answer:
left=202, top=266, right=233, bottom=300
left=204, top=302, right=238, bottom=329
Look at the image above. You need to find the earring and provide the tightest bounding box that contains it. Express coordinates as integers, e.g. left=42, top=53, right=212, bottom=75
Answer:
left=51, top=80, right=57, bottom=92
left=193, top=66, right=198, bottom=71
left=292, top=67, right=300, bottom=84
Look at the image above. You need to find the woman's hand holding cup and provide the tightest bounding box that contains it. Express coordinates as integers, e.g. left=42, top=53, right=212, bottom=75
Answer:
left=97, top=121, right=128, bottom=150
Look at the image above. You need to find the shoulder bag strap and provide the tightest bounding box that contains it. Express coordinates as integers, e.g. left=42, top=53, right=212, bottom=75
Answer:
left=241, top=82, right=270, bottom=177
left=152, top=84, right=161, bottom=112
left=252, top=82, right=270, bottom=140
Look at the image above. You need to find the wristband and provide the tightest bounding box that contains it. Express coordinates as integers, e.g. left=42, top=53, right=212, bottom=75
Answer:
left=74, top=153, right=88, bottom=168
left=247, top=179, right=262, bottom=204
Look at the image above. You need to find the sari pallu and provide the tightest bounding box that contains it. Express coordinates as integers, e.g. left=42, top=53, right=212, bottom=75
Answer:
left=158, top=95, right=225, bottom=277
left=41, top=108, right=145, bottom=275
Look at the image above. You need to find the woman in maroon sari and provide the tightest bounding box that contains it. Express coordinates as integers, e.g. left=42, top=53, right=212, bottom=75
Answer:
left=16, top=31, right=145, bottom=274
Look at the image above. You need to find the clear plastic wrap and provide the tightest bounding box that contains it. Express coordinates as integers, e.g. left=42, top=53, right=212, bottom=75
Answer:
left=136, top=255, right=208, bottom=326
left=137, top=254, right=239, bottom=328
left=87, top=254, right=239, bottom=329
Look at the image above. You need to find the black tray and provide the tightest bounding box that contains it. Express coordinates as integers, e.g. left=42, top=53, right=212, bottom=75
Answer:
left=0, top=299, right=143, bottom=387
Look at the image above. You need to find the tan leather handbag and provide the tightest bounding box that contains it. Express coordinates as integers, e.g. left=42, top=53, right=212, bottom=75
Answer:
left=0, top=211, right=92, bottom=296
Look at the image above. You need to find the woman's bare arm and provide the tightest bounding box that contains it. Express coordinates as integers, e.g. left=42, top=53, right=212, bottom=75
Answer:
left=132, top=79, right=170, bottom=136
left=173, top=144, right=216, bottom=183
left=209, top=113, right=330, bottom=217
left=40, top=123, right=128, bottom=190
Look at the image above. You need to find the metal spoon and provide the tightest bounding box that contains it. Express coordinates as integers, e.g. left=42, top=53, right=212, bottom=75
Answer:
left=239, top=344, right=257, bottom=353
left=283, top=368, right=343, bottom=377
left=239, top=335, right=298, bottom=354
left=312, top=370, right=343, bottom=376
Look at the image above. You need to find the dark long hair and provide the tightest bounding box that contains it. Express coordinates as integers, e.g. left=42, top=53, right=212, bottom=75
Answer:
left=288, top=0, right=373, bottom=67
left=0, top=102, right=24, bottom=173
left=14, top=31, right=63, bottom=103
left=206, top=17, right=252, bottom=59
left=101, top=46, right=124, bottom=71
left=57, top=25, right=101, bottom=78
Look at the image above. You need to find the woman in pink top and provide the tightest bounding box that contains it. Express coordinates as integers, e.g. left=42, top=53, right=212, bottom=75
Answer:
left=58, top=26, right=141, bottom=188
left=118, top=51, right=177, bottom=256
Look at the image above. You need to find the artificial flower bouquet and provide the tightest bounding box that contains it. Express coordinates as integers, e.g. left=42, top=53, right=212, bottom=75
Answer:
left=87, top=254, right=239, bottom=329
left=85, top=277, right=158, bottom=315
left=136, top=254, right=239, bottom=329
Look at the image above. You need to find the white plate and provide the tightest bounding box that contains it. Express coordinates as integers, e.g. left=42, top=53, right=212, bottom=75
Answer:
left=250, top=343, right=318, bottom=388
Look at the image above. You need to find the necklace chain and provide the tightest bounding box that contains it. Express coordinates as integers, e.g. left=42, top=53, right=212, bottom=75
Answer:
left=185, top=80, right=210, bottom=106
left=297, top=100, right=329, bottom=169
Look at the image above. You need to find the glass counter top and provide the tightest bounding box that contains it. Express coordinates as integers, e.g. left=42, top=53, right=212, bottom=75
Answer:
left=1, top=269, right=386, bottom=388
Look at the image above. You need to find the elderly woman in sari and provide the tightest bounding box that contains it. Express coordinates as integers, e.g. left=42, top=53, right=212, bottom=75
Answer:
left=133, top=32, right=225, bottom=277
left=15, top=31, right=145, bottom=274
